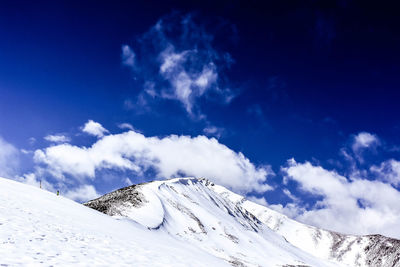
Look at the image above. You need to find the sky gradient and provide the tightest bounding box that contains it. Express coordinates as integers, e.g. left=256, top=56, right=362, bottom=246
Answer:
left=1, top=1, right=400, bottom=238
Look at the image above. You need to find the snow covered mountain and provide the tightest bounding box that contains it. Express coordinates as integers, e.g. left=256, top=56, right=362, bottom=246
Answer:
left=211, top=181, right=400, bottom=267
left=2, top=176, right=400, bottom=266
left=1, top=176, right=330, bottom=267
left=85, top=177, right=400, bottom=267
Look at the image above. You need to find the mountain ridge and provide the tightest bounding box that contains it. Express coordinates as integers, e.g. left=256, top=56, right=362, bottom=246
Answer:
left=86, top=177, right=336, bottom=266
left=85, top=177, right=400, bottom=267
left=212, top=178, right=400, bottom=267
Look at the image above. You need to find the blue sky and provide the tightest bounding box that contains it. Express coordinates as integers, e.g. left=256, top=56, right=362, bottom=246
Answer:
left=1, top=1, right=400, bottom=238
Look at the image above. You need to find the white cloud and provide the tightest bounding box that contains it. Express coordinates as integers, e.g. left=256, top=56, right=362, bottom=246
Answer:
left=279, top=159, right=400, bottom=239
left=81, top=120, right=109, bottom=138
left=282, top=188, right=300, bottom=202
left=352, top=132, right=380, bottom=154
left=371, top=159, right=400, bottom=186
left=121, top=45, right=135, bottom=67
left=64, top=184, right=100, bottom=203
left=34, top=144, right=97, bottom=181
left=34, top=129, right=272, bottom=194
left=44, top=134, right=70, bottom=143
left=0, top=136, right=19, bottom=178
left=156, top=46, right=221, bottom=115
left=340, top=132, right=381, bottom=164
left=159, top=48, right=186, bottom=74
left=195, top=67, right=218, bottom=93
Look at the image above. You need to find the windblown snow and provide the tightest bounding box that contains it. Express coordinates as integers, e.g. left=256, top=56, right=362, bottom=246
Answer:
left=1, top=176, right=400, bottom=266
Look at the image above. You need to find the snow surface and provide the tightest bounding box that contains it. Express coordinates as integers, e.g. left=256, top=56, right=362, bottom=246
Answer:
left=0, top=177, right=228, bottom=266
left=3, top=176, right=398, bottom=266
left=210, top=181, right=400, bottom=267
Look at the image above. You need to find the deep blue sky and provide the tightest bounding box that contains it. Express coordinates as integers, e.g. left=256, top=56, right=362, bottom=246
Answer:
left=1, top=1, right=400, bottom=208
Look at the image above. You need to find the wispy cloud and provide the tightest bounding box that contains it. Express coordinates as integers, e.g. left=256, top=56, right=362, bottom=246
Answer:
left=370, top=159, right=400, bottom=187
left=121, top=45, right=135, bottom=67
left=349, top=132, right=381, bottom=163
left=0, top=136, right=20, bottom=178
left=122, top=13, right=236, bottom=119
left=28, top=137, right=36, bottom=145
left=124, top=177, right=133, bottom=185
left=44, top=134, right=71, bottom=143
left=117, top=123, right=135, bottom=131
left=202, top=125, right=224, bottom=138
left=352, top=132, right=380, bottom=153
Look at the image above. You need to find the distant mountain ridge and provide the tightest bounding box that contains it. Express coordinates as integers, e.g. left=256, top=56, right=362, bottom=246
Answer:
left=211, top=179, right=400, bottom=267
left=85, top=177, right=400, bottom=267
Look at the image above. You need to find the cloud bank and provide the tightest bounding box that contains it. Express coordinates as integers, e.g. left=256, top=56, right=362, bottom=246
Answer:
left=33, top=129, right=272, bottom=194
left=274, top=157, right=400, bottom=238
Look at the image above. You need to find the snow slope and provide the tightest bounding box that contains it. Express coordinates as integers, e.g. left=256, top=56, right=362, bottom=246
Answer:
left=0, top=177, right=229, bottom=266
left=85, top=177, right=339, bottom=267
left=211, top=182, right=400, bottom=267
left=3, top=176, right=399, bottom=266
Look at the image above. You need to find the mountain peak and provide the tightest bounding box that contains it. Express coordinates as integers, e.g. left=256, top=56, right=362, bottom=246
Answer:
left=85, top=177, right=400, bottom=267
